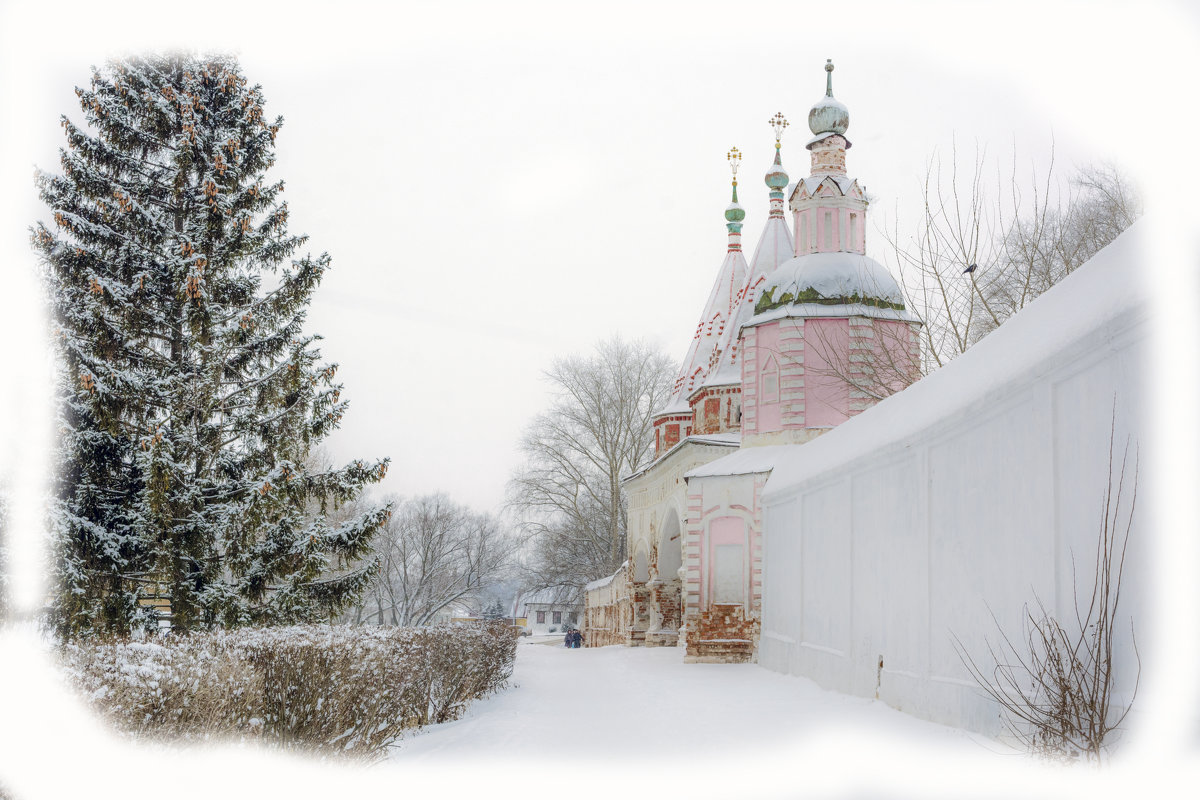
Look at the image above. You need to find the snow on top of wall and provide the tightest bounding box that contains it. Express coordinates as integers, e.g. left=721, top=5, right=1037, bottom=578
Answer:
left=584, top=572, right=617, bottom=592
left=626, top=432, right=741, bottom=483
left=763, top=218, right=1150, bottom=500
left=690, top=432, right=742, bottom=446
left=686, top=444, right=794, bottom=479
left=584, top=560, right=629, bottom=593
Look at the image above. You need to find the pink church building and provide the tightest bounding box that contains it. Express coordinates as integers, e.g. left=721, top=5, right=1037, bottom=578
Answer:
left=585, top=61, right=922, bottom=661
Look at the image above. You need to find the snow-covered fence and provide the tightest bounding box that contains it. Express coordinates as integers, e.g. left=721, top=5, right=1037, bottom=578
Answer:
left=58, top=623, right=517, bottom=759
left=758, top=222, right=1150, bottom=737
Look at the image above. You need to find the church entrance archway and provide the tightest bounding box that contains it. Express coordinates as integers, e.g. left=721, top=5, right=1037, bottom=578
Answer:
left=646, top=508, right=684, bottom=646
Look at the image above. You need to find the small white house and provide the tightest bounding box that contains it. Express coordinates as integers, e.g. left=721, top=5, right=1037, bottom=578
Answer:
left=513, top=587, right=582, bottom=635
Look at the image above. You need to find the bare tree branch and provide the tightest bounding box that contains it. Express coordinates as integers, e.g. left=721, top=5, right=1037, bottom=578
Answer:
left=881, top=146, right=1141, bottom=375
left=508, top=337, right=674, bottom=591
left=954, top=413, right=1139, bottom=763
left=343, top=494, right=516, bottom=627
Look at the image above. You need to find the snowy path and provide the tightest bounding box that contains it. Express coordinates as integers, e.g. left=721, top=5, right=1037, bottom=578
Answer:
left=394, top=638, right=994, bottom=762
left=379, top=638, right=1041, bottom=796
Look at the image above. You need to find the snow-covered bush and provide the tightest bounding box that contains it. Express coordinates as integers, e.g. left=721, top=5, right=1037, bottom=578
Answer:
left=59, top=622, right=517, bottom=760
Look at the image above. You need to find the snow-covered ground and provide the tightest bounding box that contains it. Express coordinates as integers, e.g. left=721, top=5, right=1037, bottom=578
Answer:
left=1, top=625, right=1190, bottom=799
left=383, top=640, right=1191, bottom=797
left=394, top=637, right=994, bottom=763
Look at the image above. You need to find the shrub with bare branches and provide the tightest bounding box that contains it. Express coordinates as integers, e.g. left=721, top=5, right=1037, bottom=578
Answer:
left=58, top=622, right=517, bottom=761
left=955, top=427, right=1139, bottom=762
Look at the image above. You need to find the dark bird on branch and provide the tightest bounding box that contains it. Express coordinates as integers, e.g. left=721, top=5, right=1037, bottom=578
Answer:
left=962, top=263, right=978, bottom=275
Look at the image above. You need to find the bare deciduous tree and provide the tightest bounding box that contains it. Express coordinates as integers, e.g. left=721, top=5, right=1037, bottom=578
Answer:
left=510, top=337, right=674, bottom=590
left=352, top=494, right=516, bottom=627
left=955, top=422, right=1139, bottom=762
left=883, top=143, right=1141, bottom=373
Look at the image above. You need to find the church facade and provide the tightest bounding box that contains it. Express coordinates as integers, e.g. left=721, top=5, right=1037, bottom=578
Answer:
left=584, top=61, right=922, bottom=662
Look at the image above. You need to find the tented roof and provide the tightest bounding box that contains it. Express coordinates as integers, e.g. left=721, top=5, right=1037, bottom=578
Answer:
left=659, top=246, right=747, bottom=414
left=703, top=213, right=794, bottom=389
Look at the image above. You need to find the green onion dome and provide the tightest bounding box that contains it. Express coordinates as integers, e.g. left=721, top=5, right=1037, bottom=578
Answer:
left=808, top=59, right=849, bottom=137
left=765, top=152, right=789, bottom=190
left=725, top=181, right=746, bottom=223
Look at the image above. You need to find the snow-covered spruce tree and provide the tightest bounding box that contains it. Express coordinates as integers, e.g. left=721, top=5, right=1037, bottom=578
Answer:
left=35, top=54, right=389, bottom=638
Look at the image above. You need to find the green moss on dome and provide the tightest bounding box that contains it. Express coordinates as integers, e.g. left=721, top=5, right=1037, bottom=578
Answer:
left=754, top=285, right=906, bottom=315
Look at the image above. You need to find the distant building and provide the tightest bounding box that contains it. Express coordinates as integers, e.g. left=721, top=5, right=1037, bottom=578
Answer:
left=430, top=600, right=475, bottom=626
left=513, top=587, right=582, bottom=634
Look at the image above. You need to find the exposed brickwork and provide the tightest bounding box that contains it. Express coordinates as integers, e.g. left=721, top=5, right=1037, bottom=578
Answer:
left=810, top=134, right=848, bottom=175
left=689, top=385, right=743, bottom=436
left=627, top=582, right=650, bottom=646
left=648, top=579, right=682, bottom=634
left=684, top=604, right=758, bottom=663
left=583, top=561, right=634, bottom=647
left=652, top=412, right=691, bottom=457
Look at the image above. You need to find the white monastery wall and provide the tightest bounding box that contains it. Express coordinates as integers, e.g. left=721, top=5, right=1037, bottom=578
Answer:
left=758, top=223, right=1151, bottom=736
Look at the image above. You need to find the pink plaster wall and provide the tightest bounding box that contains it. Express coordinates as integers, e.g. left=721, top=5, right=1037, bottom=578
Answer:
left=741, top=327, right=758, bottom=433
left=754, top=322, right=783, bottom=433
left=873, top=319, right=919, bottom=398
left=792, top=191, right=868, bottom=256
left=804, top=318, right=851, bottom=428
left=706, top=515, right=748, bottom=610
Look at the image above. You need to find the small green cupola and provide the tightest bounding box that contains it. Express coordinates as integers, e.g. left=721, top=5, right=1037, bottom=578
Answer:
left=725, top=146, right=745, bottom=245
left=764, top=112, right=790, bottom=221
left=765, top=112, right=790, bottom=191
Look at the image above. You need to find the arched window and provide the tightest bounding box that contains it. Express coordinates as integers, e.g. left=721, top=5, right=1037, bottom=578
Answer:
left=762, top=354, right=780, bottom=404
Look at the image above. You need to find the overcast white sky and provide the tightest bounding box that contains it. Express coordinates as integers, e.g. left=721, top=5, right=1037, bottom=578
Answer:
left=2, top=0, right=1197, bottom=577
left=2, top=0, right=1199, bottom=793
